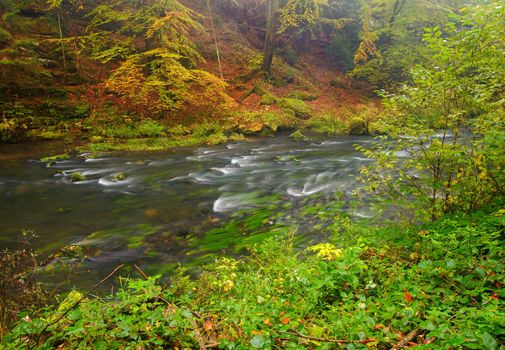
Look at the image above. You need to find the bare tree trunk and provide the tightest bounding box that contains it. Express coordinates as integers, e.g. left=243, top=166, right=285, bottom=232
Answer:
left=57, top=9, right=67, bottom=73
left=262, top=0, right=278, bottom=78
left=206, top=0, right=224, bottom=80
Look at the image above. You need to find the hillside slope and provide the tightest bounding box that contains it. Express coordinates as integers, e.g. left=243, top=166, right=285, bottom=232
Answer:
left=0, top=0, right=379, bottom=147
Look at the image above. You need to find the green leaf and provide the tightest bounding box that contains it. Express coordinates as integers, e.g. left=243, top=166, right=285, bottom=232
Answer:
left=250, top=334, right=265, bottom=348
left=481, top=332, right=498, bottom=350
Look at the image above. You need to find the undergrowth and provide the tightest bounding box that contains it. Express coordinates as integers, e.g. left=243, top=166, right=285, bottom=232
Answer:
left=2, top=204, right=503, bottom=349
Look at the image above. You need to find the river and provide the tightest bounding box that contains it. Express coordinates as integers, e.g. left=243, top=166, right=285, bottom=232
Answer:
left=0, top=133, right=375, bottom=287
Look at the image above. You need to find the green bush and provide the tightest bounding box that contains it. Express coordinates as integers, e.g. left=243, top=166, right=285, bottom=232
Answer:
left=326, top=32, right=356, bottom=71
left=136, top=119, right=166, bottom=137
left=167, top=124, right=191, bottom=137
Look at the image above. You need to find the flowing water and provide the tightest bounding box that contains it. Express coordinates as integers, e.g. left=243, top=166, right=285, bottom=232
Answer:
left=0, top=133, right=376, bottom=287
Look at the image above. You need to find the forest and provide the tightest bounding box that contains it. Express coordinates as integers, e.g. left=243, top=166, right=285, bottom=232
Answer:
left=0, top=0, right=504, bottom=348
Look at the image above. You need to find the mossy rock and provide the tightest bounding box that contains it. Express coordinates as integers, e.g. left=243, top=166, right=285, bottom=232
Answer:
left=60, top=245, right=86, bottom=260
left=368, top=120, right=389, bottom=135
left=26, top=129, right=65, bottom=140
left=306, top=115, right=348, bottom=135
left=278, top=98, right=311, bottom=119
left=348, top=117, right=368, bottom=135
left=40, top=153, right=70, bottom=164
left=259, top=93, right=276, bottom=106
left=112, top=173, right=126, bottom=181
left=90, top=135, right=104, bottom=143
left=237, top=111, right=298, bottom=135
left=71, top=172, right=87, bottom=182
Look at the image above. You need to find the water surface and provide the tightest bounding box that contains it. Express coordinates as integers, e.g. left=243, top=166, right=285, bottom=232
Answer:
left=0, top=133, right=375, bottom=285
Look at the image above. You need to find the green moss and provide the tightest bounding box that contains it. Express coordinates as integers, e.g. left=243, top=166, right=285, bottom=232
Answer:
left=70, top=172, right=87, bottom=182
left=259, top=93, right=276, bottom=105
left=306, top=114, right=348, bottom=135
left=26, top=129, right=65, bottom=140
left=40, top=153, right=70, bottom=163
left=112, top=172, right=126, bottom=181
left=278, top=98, right=311, bottom=119
left=348, top=116, right=367, bottom=135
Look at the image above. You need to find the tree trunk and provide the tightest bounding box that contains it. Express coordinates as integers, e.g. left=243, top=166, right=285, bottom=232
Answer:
left=57, top=9, right=67, bottom=73
left=206, top=0, right=224, bottom=80
left=262, top=0, right=278, bottom=79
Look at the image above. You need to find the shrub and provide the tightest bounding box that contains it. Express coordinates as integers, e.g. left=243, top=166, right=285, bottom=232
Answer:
left=136, top=119, right=166, bottom=137
left=0, top=231, right=46, bottom=338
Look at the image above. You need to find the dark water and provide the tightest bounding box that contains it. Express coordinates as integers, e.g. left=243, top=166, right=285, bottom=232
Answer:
left=0, top=133, right=375, bottom=286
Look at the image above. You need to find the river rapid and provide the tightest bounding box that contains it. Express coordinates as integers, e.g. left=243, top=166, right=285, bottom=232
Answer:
left=0, top=133, right=376, bottom=286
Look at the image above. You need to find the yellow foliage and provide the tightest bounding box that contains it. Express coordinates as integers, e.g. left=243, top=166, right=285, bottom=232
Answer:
left=354, top=4, right=378, bottom=64
left=308, top=243, right=343, bottom=261
left=105, top=49, right=232, bottom=117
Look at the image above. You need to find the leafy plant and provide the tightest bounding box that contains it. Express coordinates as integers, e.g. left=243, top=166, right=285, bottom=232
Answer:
left=357, top=3, right=505, bottom=221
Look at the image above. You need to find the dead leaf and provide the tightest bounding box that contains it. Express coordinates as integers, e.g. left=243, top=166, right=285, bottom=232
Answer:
left=404, top=291, right=413, bottom=303
left=281, top=317, right=290, bottom=325
left=204, top=319, right=213, bottom=331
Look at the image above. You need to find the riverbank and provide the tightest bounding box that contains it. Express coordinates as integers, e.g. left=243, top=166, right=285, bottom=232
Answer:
left=2, top=199, right=503, bottom=349
left=1, top=100, right=386, bottom=159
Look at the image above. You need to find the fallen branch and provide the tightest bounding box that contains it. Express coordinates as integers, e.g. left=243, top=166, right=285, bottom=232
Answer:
left=190, top=317, right=207, bottom=350
left=283, top=330, right=376, bottom=345
left=204, top=341, right=220, bottom=348
left=32, top=264, right=125, bottom=348
left=391, top=329, right=419, bottom=350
